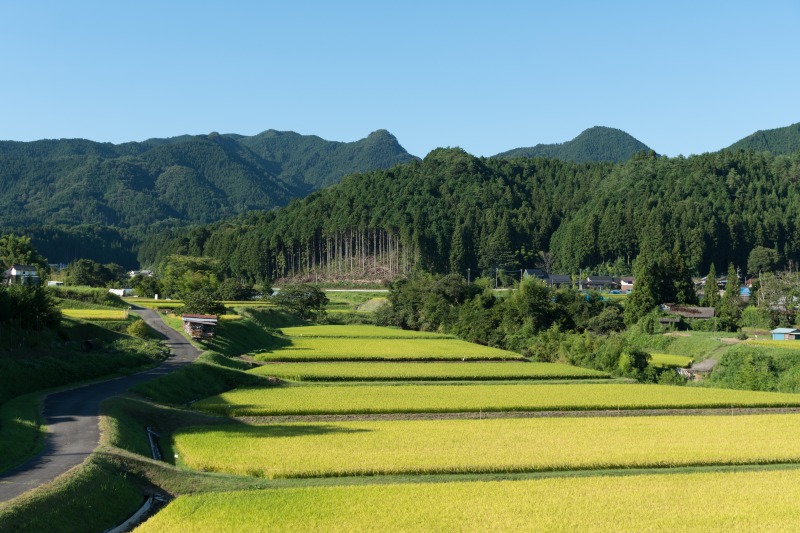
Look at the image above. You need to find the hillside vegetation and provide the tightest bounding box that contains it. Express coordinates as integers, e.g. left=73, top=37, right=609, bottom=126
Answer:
left=728, top=122, right=800, bottom=155
left=143, top=146, right=800, bottom=281
left=495, top=126, right=652, bottom=163
left=0, top=129, right=415, bottom=266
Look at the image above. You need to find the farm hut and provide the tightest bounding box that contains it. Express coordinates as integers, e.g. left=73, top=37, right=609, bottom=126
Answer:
left=770, top=328, right=800, bottom=341
left=182, top=314, right=218, bottom=340
left=690, top=358, right=717, bottom=378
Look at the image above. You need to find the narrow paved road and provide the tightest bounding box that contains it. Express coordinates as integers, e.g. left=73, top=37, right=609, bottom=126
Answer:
left=0, top=308, right=200, bottom=503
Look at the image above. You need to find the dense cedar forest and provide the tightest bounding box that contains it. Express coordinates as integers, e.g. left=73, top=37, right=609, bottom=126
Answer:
left=0, top=129, right=415, bottom=265
left=3, top=122, right=800, bottom=276
left=495, top=126, right=652, bottom=163
left=138, top=145, right=800, bottom=283
left=728, top=122, right=800, bottom=155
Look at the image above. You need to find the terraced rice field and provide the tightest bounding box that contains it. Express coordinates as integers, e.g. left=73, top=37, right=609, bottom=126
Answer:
left=280, top=325, right=453, bottom=338
left=649, top=353, right=693, bottom=368
left=250, top=361, right=609, bottom=381
left=133, top=468, right=800, bottom=532
left=171, top=414, right=800, bottom=478
left=138, top=317, right=800, bottom=531
left=193, top=382, right=800, bottom=416
left=746, top=339, right=800, bottom=349
left=61, top=309, right=128, bottom=320
left=253, top=337, right=524, bottom=361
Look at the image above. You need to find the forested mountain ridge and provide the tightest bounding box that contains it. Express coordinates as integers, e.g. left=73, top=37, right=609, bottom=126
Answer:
left=728, top=122, right=800, bottom=155
left=494, top=126, right=652, bottom=163
left=140, top=146, right=800, bottom=284
left=0, top=129, right=417, bottom=231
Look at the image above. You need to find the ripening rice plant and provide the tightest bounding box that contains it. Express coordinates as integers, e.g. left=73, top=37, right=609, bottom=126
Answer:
left=61, top=309, right=128, bottom=320
left=133, top=468, right=800, bottom=533
left=193, top=382, right=800, bottom=416
left=172, top=414, right=800, bottom=478
left=249, top=361, right=610, bottom=381
left=254, top=337, right=524, bottom=362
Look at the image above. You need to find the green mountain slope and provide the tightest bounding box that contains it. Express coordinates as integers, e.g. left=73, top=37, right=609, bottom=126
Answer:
left=143, top=147, right=800, bottom=283
left=0, top=130, right=417, bottom=233
left=495, top=126, right=652, bottom=163
left=239, top=129, right=414, bottom=188
left=728, top=122, right=800, bottom=155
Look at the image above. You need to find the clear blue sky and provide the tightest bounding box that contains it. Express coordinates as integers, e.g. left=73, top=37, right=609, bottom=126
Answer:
left=1, top=1, right=797, bottom=157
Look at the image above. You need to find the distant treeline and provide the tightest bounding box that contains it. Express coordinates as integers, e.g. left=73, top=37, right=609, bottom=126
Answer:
left=137, top=147, right=800, bottom=282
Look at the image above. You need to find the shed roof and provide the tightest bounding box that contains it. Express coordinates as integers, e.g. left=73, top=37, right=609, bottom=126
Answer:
left=182, top=314, right=218, bottom=325
left=667, top=306, right=715, bottom=319
left=771, top=328, right=800, bottom=334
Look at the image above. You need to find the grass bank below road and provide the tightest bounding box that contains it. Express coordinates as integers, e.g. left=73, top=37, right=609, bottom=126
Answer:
left=0, top=457, right=143, bottom=533
left=0, top=393, right=44, bottom=474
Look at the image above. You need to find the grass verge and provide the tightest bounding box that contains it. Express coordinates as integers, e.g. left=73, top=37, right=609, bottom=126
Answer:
left=0, top=393, right=45, bottom=474
left=0, top=456, right=143, bottom=533
left=130, top=352, right=272, bottom=406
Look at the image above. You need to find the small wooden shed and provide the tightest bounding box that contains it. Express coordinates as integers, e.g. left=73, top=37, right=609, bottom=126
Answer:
left=182, top=314, right=218, bottom=340
left=770, top=328, right=800, bottom=341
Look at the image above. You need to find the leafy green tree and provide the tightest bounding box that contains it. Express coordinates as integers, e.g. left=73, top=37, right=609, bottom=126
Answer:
left=215, top=278, right=256, bottom=301
left=585, top=306, right=625, bottom=334
left=0, top=234, right=49, bottom=275
left=161, top=255, right=220, bottom=299
left=181, top=288, right=226, bottom=316
left=65, top=259, right=125, bottom=287
left=748, top=246, right=781, bottom=276
left=271, top=284, right=329, bottom=320
left=0, top=284, right=61, bottom=331
left=131, top=274, right=162, bottom=298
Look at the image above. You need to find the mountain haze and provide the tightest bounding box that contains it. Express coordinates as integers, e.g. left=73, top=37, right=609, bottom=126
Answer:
left=494, top=126, right=652, bottom=163
left=728, top=122, right=800, bottom=155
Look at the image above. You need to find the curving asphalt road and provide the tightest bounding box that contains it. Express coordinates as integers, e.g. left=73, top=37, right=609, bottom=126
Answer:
left=0, top=308, right=200, bottom=503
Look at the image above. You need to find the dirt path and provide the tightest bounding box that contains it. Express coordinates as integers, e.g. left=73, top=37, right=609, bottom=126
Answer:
left=0, top=308, right=200, bottom=503
left=236, top=406, right=800, bottom=424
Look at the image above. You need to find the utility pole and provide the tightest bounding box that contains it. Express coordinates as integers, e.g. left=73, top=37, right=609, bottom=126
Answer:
left=495, top=268, right=499, bottom=289
left=467, top=267, right=471, bottom=284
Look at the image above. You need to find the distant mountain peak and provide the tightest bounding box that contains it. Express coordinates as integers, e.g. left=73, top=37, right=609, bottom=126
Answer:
left=494, top=126, right=651, bottom=163
left=727, top=122, right=800, bottom=155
